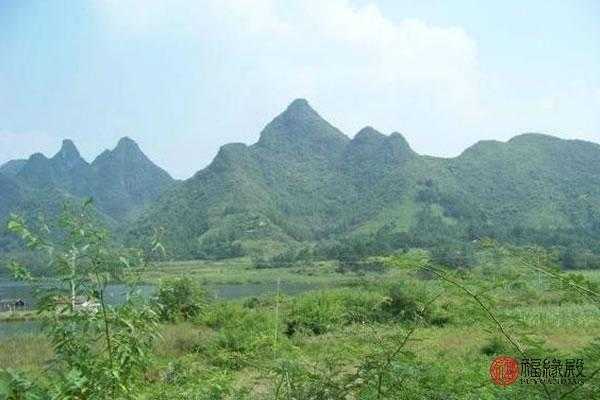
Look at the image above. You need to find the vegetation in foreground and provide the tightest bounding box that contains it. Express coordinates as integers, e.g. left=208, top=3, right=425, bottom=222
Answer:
left=1, top=206, right=599, bottom=399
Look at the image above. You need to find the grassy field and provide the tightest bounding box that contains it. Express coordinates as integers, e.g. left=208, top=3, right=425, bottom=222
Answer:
left=137, top=258, right=372, bottom=286
left=0, top=310, right=37, bottom=322
left=1, top=250, right=599, bottom=399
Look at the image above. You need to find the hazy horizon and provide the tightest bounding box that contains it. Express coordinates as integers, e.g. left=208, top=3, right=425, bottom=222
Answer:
left=1, top=1, right=599, bottom=178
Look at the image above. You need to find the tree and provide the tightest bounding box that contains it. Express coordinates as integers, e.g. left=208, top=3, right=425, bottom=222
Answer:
left=2, top=201, right=159, bottom=399
left=155, top=277, right=207, bottom=322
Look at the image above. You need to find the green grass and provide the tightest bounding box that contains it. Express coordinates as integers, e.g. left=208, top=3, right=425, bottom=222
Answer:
left=352, top=196, right=418, bottom=235
left=137, top=257, right=384, bottom=286
left=2, top=257, right=599, bottom=399
left=0, top=334, right=52, bottom=371
left=0, top=310, right=38, bottom=322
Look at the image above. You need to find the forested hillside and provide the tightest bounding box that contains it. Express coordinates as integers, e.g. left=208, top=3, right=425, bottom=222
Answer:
left=125, top=99, right=600, bottom=262
left=2, top=99, right=598, bottom=262
left=0, top=137, right=174, bottom=255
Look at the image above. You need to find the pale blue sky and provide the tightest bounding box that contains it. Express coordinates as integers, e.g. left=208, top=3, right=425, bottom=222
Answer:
left=1, top=0, right=599, bottom=178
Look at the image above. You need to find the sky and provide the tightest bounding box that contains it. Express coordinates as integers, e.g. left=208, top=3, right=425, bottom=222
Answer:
left=1, top=0, right=599, bottom=179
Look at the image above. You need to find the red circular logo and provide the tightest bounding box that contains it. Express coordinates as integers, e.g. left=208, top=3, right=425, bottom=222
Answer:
left=490, top=356, right=520, bottom=386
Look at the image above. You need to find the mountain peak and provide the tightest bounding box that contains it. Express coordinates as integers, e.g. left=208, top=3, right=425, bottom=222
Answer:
left=508, top=133, right=561, bottom=145
left=257, top=98, right=348, bottom=152
left=355, top=126, right=385, bottom=141
left=388, top=131, right=412, bottom=148
left=55, top=139, right=81, bottom=161
left=281, top=98, right=319, bottom=121
left=115, top=136, right=141, bottom=152
left=287, top=98, right=310, bottom=109
left=91, top=137, right=147, bottom=167
left=29, top=152, right=48, bottom=162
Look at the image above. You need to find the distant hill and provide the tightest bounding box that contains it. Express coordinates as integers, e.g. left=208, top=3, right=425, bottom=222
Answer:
left=1, top=100, right=598, bottom=260
left=90, top=137, right=175, bottom=219
left=0, top=159, right=26, bottom=177
left=0, top=137, right=175, bottom=254
left=126, top=99, right=600, bottom=259
left=16, top=140, right=97, bottom=199
left=0, top=171, right=80, bottom=252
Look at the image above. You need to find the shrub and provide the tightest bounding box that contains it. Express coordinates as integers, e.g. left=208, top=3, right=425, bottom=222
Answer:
left=272, top=357, right=354, bottom=400
left=335, top=258, right=386, bottom=275
left=6, top=204, right=159, bottom=399
left=284, top=289, right=390, bottom=335
left=284, top=291, right=349, bottom=336
left=155, top=277, right=207, bottom=322
left=381, top=284, right=430, bottom=323
left=282, top=285, right=439, bottom=337
left=199, top=302, right=284, bottom=369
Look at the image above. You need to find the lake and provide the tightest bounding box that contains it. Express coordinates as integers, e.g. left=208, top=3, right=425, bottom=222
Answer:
left=0, top=279, right=156, bottom=309
left=0, top=279, right=320, bottom=337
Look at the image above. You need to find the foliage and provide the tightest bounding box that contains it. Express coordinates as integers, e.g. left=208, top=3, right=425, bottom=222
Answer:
left=2, top=202, right=159, bottom=399
left=480, top=336, right=509, bottom=356
left=2, top=233, right=600, bottom=399
left=122, top=103, right=600, bottom=260
left=154, top=277, right=207, bottom=322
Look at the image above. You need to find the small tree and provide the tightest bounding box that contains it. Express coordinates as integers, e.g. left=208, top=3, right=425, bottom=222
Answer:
left=2, top=202, right=159, bottom=399
left=155, top=277, right=207, bottom=322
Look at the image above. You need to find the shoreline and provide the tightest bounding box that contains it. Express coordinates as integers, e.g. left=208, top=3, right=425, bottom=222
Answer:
left=0, top=310, right=39, bottom=323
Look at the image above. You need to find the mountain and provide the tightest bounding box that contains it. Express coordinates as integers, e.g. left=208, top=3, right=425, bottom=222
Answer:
left=0, top=138, right=175, bottom=229
left=0, top=159, right=26, bottom=177
left=1, top=141, right=91, bottom=247
left=2, top=100, right=599, bottom=260
left=129, top=98, right=355, bottom=257
left=127, top=99, right=600, bottom=259
left=0, top=172, right=79, bottom=253
left=0, top=173, right=25, bottom=221
left=90, top=137, right=175, bottom=219
left=16, top=140, right=96, bottom=198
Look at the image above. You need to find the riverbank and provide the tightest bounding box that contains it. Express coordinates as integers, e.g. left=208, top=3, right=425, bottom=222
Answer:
left=0, top=310, right=38, bottom=323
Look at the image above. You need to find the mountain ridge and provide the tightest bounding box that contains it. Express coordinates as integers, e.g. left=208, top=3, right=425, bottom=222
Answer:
left=124, top=99, right=600, bottom=259
left=1, top=99, right=599, bottom=260
left=1, top=137, right=174, bottom=224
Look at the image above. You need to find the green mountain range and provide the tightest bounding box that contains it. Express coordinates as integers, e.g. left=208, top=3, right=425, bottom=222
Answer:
left=128, top=99, right=600, bottom=259
left=0, top=137, right=174, bottom=252
left=2, top=99, right=599, bottom=260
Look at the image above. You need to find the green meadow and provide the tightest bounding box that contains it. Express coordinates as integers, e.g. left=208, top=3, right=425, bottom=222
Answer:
left=2, top=248, right=599, bottom=399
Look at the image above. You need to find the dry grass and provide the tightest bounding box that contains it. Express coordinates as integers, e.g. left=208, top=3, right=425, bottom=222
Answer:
left=0, top=334, right=52, bottom=370
left=154, top=322, right=215, bottom=358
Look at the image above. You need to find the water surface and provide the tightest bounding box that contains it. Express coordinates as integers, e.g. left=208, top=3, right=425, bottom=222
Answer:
left=0, top=279, right=320, bottom=337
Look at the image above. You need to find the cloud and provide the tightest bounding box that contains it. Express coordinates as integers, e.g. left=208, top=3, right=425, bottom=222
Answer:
left=91, top=0, right=600, bottom=173
left=95, top=0, right=485, bottom=130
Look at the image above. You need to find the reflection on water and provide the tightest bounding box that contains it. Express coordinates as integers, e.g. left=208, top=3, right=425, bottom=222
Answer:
left=0, top=279, right=156, bottom=338
left=0, top=280, right=155, bottom=308
left=0, top=279, right=321, bottom=337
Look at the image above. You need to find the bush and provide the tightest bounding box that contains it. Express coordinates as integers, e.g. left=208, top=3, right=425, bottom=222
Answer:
left=281, top=285, right=441, bottom=337
left=381, top=284, right=431, bottom=323
left=335, top=258, right=386, bottom=275
left=155, top=277, right=207, bottom=322
left=285, top=292, right=346, bottom=335
left=198, top=302, right=284, bottom=369
left=430, top=243, right=477, bottom=268
left=5, top=205, right=159, bottom=399
left=284, top=288, right=394, bottom=336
